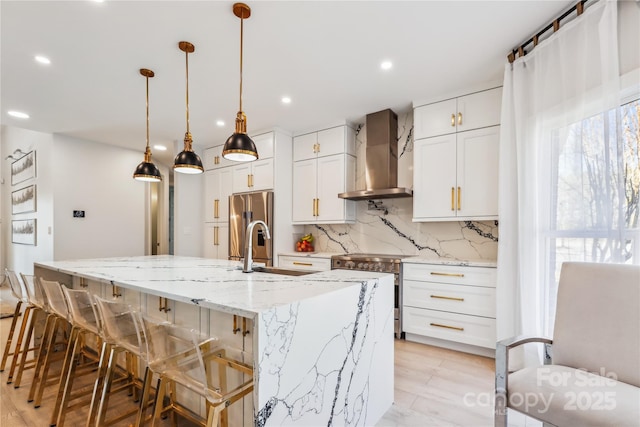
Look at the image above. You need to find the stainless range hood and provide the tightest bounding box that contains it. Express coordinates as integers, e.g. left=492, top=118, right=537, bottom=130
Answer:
left=338, top=108, right=412, bottom=201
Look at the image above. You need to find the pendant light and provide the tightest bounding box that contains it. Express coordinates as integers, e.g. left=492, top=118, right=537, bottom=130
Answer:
left=222, top=3, right=258, bottom=162
left=173, top=41, right=204, bottom=174
left=133, top=68, right=162, bottom=182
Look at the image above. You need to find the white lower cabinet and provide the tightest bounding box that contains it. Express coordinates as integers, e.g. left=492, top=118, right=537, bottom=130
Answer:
left=278, top=254, right=332, bottom=271
left=402, top=262, right=496, bottom=352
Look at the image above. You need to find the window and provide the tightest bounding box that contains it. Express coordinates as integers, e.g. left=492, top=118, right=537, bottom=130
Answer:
left=544, top=98, right=639, bottom=335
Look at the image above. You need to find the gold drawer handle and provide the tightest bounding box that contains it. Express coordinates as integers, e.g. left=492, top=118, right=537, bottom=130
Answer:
left=451, top=187, right=455, bottom=211
left=457, top=187, right=461, bottom=211
left=451, top=114, right=455, bottom=127
left=430, top=294, right=464, bottom=302
left=293, top=261, right=313, bottom=266
left=430, top=322, right=464, bottom=331
left=458, top=112, right=463, bottom=126
left=214, top=199, right=219, bottom=218
left=430, top=272, right=465, bottom=278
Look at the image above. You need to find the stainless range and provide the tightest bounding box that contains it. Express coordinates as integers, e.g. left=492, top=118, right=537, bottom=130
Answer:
left=331, top=253, right=406, bottom=338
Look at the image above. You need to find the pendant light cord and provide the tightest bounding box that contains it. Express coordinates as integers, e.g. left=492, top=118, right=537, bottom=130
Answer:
left=185, top=49, right=190, bottom=133
left=145, top=74, right=150, bottom=149
left=239, top=15, right=244, bottom=112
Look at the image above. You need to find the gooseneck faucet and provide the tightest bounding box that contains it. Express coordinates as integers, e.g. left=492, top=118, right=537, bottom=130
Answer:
left=243, top=220, right=271, bottom=273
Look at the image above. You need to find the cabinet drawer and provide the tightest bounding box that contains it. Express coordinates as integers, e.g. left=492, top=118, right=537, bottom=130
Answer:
left=403, top=306, right=496, bottom=349
left=403, top=263, right=496, bottom=287
left=404, top=280, right=495, bottom=318
left=278, top=256, right=331, bottom=271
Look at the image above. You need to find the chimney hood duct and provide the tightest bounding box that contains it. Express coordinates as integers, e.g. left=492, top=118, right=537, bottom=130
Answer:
left=338, top=109, right=412, bottom=201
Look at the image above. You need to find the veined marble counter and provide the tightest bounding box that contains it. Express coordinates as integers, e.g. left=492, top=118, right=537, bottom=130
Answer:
left=36, top=255, right=389, bottom=318
left=35, top=255, right=394, bottom=426
left=401, top=257, right=497, bottom=268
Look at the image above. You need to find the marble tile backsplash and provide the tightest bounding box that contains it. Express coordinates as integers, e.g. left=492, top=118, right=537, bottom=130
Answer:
left=305, top=111, right=498, bottom=262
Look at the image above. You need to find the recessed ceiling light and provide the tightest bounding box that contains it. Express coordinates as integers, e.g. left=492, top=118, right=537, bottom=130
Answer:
left=380, top=61, right=393, bottom=70
left=216, top=120, right=225, bottom=127
left=8, top=111, right=29, bottom=119
left=281, top=96, right=291, bottom=104
left=35, top=55, right=51, bottom=65
left=153, top=145, right=167, bottom=151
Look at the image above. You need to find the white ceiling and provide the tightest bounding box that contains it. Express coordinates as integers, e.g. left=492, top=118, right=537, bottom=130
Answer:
left=1, top=0, right=573, bottom=168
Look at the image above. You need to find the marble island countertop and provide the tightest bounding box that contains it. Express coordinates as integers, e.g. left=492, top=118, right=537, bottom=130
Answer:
left=35, top=255, right=391, bottom=318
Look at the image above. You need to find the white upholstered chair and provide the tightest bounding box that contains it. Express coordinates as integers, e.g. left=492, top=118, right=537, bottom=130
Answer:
left=495, top=262, right=640, bottom=427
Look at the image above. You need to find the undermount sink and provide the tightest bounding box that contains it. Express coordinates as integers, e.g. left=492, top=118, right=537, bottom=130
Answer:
left=252, top=266, right=316, bottom=276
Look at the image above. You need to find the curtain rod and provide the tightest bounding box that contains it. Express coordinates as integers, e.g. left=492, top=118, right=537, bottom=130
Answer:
left=507, top=0, right=590, bottom=63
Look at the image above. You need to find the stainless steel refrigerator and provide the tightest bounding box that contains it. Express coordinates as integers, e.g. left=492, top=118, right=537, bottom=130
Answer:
left=228, top=191, right=274, bottom=266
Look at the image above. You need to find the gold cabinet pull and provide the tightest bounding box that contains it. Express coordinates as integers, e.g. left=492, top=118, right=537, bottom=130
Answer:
left=430, top=272, right=465, bottom=277
left=312, top=199, right=316, bottom=216
left=451, top=187, right=455, bottom=211
left=242, top=317, right=250, bottom=336
left=112, top=285, right=121, bottom=298
left=214, top=155, right=220, bottom=165
left=451, top=114, right=455, bottom=127
left=79, top=277, right=87, bottom=288
left=457, top=187, right=461, bottom=211
left=458, top=112, right=463, bottom=126
left=232, top=315, right=241, bottom=334
left=430, top=294, right=464, bottom=302
left=430, top=322, right=464, bottom=331
left=316, top=143, right=320, bottom=153
left=250, top=174, right=254, bottom=187
left=214, top=199, right=219, bottom=218
left=293, top=261, right=313, bottom=266
left=247, top=174, right=251, bottom=187
left=159, top=296, right=164, bottom=312
left=163, top=297, right=171, bottom=312
left=214, top=226, right=219, bottom=246
left=316, top=198, right=320, bottom=217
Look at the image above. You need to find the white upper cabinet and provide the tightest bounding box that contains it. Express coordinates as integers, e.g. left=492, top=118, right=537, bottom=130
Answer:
left=293, top=125, right=356, bottom=162
left=413, top=126, right=499, bottom=221
left=413, top=86, right=501, bottom=222
left=231, top=132, right=275, bottom=193
left=414, top=87, right=502, bottom=139
left=203, top=144, right=233, bottom=170
left=292, top=125, right=356, bottom=224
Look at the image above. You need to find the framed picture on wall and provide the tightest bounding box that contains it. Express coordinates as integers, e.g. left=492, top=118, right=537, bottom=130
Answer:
left=11, top=150, right=36, bottom=186
left=11, top=185, right=36, bottom=214
left=12, top=219, right=37, bottom=246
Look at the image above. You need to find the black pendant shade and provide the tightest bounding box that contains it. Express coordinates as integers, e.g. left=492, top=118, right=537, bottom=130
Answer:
left=173, top=134, right=204, bottom=174
left=134, top=68, right=162, bottom=183
left=134, top=148, right=162, bottom=182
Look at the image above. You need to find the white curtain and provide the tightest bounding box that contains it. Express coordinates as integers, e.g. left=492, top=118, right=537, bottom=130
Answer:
left=497, top=0, right=629, bottom=367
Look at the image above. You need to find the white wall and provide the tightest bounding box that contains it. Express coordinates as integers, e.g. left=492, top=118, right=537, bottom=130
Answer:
left=52, top=134, right=146, bottom=260
left=1, top=126, right=54, bottom=275
left=173, top=142, right=204, bottom=257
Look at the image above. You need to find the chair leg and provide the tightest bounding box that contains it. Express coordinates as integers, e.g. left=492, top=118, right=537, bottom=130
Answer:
left=27, top=313, right=55, bottom=400
left=207, top=404, right=225, bottom=427
left=34, top=316, right=69, bottom=408
left=50, top=327, right=82, bottom=426
left=95, top=346, right=118, bottom=427
left=13, top=308, right=42, bottom=388
left=5, top=305, right=32, bottom=383
left=0, top=301, right=23, bottom=372
left=150, top=377, right=167, bottom=427
left=86, top=341, right=111, bottom=427
left=134, top=367, right=153, bottom=427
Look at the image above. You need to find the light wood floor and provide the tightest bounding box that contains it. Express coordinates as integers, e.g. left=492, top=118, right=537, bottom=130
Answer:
left=0, top=308, right=506, bottom=426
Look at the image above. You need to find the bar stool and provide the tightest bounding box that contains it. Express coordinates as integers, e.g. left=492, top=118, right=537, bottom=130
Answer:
left=0, top=269, right=28, bottom=380
left=88, top=295, right=148, bottom=427
left=50, top=285, right=103, bottom=427
left=137, top=316, right=254, bottom=427
left=11, top=275, right=54, bottom=389
left=30, top=278, right=73, bottom=408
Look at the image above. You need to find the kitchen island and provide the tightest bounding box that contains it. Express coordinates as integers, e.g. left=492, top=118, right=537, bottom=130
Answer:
left=35, top=255, right=394, bottom=426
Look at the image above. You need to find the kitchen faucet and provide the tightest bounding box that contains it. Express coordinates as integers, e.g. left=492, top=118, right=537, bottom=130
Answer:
left=243, top=220, right=271, bottom=273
